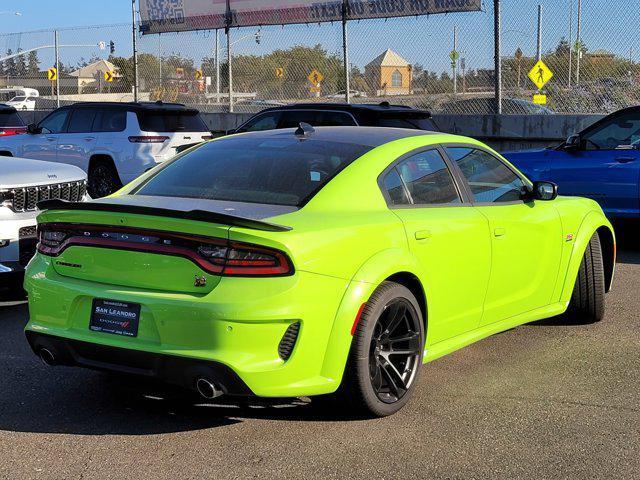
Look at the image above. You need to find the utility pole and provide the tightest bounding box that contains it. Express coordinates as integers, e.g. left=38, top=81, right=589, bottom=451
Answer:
left=132, top=0, right=139, bottom=101
left=568, top=0, right=573, bottom=87
left=215, top=30, right=220, bottom=103
left=575, top=0, right=582, bottom=86
left=453, top=26, right=458, bottom=94
left=158, top=34, right=162, bottom=88
left=54, top=30, right=60, bottom=107
left=342, top=0, right=350, bottom=103
left=536, top=5, right=542, bottom=62
left=494, top=0, right=502, bottom=114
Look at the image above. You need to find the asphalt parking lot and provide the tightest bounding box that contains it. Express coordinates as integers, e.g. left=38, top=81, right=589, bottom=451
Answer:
left=1, top=237, right=639, bottom=479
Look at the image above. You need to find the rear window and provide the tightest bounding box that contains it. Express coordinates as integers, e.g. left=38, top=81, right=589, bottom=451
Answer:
left=134, top=135, right=372, bottom=206
left=137, top=111, right=208, bottom=132
left=0, top=112, right=24, bottom=127
left=369, top=115, right=436, bottom=131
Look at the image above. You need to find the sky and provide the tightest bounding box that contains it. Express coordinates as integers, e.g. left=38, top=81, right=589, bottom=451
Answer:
left=0, top=1, right=637, bottom=74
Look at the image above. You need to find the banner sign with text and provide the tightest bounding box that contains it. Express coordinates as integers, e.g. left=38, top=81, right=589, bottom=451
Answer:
left=140, top=0, right=482, bottom=34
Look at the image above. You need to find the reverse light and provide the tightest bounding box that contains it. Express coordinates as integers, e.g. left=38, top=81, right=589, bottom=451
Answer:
left=128, top=136, right=169, bottom=143
left=37, top=223, right=293, bottom=277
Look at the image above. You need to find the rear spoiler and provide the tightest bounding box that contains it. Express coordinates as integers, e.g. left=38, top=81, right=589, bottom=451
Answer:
left=37, top=199, right=292, bottom=233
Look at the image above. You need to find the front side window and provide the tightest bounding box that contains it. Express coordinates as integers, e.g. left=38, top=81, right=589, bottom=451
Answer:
left=134, top=136, right=371, bottom=206
left=582, top=112, right=640, bottom=150
left=38, top=109, right=69, bottom=134
left=446, top=147, right=525, bottom=203
left=395, top=150, right=461, bottom=205
left=239, top=112, right=281, bottom=132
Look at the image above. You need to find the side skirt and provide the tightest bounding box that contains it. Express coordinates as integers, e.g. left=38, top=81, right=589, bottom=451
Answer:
left=423, top=301, right=567, bottom=364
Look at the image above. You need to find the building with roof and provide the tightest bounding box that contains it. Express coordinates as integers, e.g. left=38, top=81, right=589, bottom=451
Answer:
left=69, top=59, right=121, bottom=93
left=364, top=49, right=413, bottom=96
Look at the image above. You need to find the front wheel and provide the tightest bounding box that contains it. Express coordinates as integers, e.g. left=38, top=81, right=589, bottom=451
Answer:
left=565, top=232, right=605, bottom=323
left=337, top=281, right=424, bottom=417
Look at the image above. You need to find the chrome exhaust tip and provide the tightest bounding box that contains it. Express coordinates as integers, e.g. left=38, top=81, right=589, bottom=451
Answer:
left=39, top=348, right=56, bottom=366
left=196, top=378, right=224, bottom=400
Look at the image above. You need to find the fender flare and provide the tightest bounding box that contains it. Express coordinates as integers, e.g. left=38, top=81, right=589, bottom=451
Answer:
left=559, top=210, right=616, bottom=304
left=319, top=247, right=423, bottom=383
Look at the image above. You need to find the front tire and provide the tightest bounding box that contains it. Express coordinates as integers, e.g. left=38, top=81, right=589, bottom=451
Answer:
left=88, top=160, right=122, bottom=198
left=338, top=281, right=424, bottom=417
left=565, top=232, right=605, bottom=323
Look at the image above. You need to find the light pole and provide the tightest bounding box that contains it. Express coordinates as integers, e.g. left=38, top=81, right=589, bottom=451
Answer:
left=215, top=28, right=261, bottom=107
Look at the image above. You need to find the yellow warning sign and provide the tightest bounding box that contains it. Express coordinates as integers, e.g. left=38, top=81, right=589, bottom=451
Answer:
left=275, top=67, right=284, bottom=78
left=47, top=67, right=57, bottom=81
left=528, top=60, right=553, bottom=90
left=308, top=69, right=324, bottom=84
left=104, top=71, right=115, bottom=82
left=195, top=69, right=203, bottom=80
left=533, top=93, right=547, bottom=105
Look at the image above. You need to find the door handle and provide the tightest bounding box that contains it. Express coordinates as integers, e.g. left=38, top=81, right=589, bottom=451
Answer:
left=414, top=230, right=432, bottom=241
left=494, top=227, right=506, bottom=237
left=46, top=137, right=56, bottom=142
left=615, top=156, right=636, bottom=163
left=83, top=136, right=96, bottom=141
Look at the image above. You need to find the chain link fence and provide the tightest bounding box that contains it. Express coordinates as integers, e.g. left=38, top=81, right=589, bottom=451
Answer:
left=0, top=0, right=638, bottom=115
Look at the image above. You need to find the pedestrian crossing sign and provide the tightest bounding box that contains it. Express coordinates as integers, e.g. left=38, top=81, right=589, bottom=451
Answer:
left=528, top=60, right=553, bottom=90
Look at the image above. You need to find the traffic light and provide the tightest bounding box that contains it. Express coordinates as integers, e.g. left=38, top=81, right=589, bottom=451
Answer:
left=109, top=41, right=115, bottom=55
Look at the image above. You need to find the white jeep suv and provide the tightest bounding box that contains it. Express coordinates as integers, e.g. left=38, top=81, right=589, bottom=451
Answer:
left=1, top=157, right=86, bottom=292
left=0, top=102, right=211, bottom=198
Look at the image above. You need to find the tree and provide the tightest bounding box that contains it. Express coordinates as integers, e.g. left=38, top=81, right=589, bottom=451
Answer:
left=16, top=50, right=27, bottom=77
left=27, top=50, right=40, bottom=76
left=4, top=49, right=17, bottom=77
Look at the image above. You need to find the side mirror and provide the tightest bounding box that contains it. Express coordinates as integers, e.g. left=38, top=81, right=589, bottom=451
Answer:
left=532, top=181, right=558, bottom=201
left=564, top=134, right=581, bottom=151
left=27, top=123, right=41, bottom=134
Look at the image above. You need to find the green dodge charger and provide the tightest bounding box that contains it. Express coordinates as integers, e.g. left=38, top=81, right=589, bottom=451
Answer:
left=24, top=126, right=615, bottom=417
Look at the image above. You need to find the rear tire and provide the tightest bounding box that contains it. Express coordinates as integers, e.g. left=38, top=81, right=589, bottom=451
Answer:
left=333, top=281, right=425, bottom=418
left=565, top=232, right=605, bottom=323
left=88, top=160, right=122, bottom=198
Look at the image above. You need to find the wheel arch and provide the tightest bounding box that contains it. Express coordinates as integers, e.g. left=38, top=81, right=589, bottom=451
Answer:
left=560, top=211, right=615, bottom=302
left=88, top=153, right=119, bottom=178
left=319, top=248, right=426, bottom=386
left=0, top=150, right=14, bottom=157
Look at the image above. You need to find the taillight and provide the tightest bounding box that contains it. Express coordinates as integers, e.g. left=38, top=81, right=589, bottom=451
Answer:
left=37, top=224, right=293, bottom=277
left=0, top=127, right=26, bottom=136
left=128, top=136, right=169, bottom=143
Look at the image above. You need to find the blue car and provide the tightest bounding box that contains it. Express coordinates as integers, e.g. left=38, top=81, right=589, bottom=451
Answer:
left=503, top=107, right=640, bottom=218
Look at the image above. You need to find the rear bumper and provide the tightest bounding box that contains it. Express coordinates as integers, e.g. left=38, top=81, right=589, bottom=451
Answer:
left=24, top=254, right=355, bottom=397
left=26, top=331, right=253, bottom=396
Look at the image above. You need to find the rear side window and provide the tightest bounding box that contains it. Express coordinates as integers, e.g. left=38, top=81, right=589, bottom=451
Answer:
left=67, top=109, right=98, bottom=133
left=93, top=109, right=127, bottom=132
left=278, top=111, right=356, bottom=128
left=0, top=112, right=24, bottom=127
left=382, top=169, right=410, bottom=205
left=394, top=150, right=460, bottom=205
left=137, top=111, right=208, bottom=132
left=368, top=115, right=436, bottom=131
left=446, top=147, right=525, bottom=203
left=135, top=136, right=371, bottom=206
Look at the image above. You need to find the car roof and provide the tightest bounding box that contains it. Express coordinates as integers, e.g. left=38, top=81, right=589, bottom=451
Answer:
left=257, top=102, right=431, bottom=116
left=227, top=125, right=440, bottom=147
left=61, top=101, right=199, bottom=114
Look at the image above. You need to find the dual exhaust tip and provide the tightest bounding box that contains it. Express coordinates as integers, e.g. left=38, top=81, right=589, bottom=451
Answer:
left=38, top=347, right=224, bottom=401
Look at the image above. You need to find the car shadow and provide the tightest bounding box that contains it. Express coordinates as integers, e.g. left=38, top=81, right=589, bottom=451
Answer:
left=0, top=303, right=358, bottom=436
